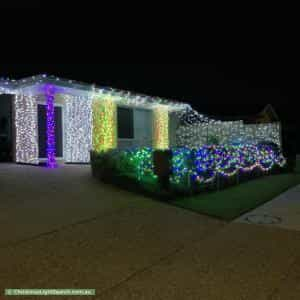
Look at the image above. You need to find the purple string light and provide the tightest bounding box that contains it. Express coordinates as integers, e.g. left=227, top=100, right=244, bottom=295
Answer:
left=45, top=84, right=57, bottom=168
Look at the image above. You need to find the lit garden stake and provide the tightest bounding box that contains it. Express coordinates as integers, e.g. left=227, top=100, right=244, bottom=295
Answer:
left=45, top=84, right=57, bottom=168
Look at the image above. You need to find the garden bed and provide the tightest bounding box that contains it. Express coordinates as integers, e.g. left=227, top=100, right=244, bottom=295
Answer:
left=91, top=145, right=293, bottom=219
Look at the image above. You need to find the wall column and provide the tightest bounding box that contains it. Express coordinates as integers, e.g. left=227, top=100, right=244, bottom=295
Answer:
left=64, top=94, right=93, bottom=163
left=152, top=105, right=169, bottom=149
left=45, top=84, right=57, bottom=168
left=92, top=97, right=117, bottom=152
left=14, top=93, right=39, bottom=164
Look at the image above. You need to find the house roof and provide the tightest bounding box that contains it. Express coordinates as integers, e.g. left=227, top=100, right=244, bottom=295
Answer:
left=1, top=75, right=281, bottom=122
left=0, top=74, right=190, bottom=112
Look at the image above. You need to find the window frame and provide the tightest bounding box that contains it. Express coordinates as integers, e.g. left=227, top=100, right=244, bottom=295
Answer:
left=117, top=105, right=135, bottom=140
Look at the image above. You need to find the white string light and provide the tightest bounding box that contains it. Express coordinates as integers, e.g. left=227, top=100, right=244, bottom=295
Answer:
left=14, top=93, right=39, bottom=164
left=2, top=75, right=282, bottom=166
left=2, top=75, right=190, bottom=112
left=175, top=107, right=281, bottom=148
left=64, top=95, right=93, bottom=163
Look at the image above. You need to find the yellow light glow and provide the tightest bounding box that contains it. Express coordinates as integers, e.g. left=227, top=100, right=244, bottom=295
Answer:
left=92, top=97, right=117, bottom=152
left=153, top=105, right=169, bottom=149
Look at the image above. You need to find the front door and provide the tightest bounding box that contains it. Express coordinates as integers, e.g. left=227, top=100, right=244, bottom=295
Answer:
left=38, top=104, right=63, bottom=159
left=0, top=94, right=13, bottom=162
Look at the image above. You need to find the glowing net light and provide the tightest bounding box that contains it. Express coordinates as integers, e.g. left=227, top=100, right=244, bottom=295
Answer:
left=45, top=84, right=57, bottom=168
left=153, top=105, right=169, bottom=149
left=64, top=95, right=93, bottom=163
left=92, top=97, right=117, bottom=152
left=175, top=108, right=282, bottom=149
left=15, top=93, right=39, bottom=164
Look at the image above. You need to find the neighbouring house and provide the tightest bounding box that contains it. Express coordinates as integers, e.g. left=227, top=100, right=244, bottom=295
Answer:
left=0, top=75, right=189, bottom=166
left=213, top=104, right=280, bottom=124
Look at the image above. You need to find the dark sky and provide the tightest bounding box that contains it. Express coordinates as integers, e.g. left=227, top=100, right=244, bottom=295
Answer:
left=0, top=63, right=297, bottom=124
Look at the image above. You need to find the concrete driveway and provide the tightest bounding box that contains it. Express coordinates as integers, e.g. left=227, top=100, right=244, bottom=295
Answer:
left=0, top=163, right=223, bottom=246
left=1, top=163, right=300, bottom=299
left=0, top=164, right=224, bottom=297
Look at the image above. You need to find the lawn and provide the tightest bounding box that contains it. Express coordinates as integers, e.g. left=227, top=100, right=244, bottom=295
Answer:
left=171, top=170, right=300, bottom=221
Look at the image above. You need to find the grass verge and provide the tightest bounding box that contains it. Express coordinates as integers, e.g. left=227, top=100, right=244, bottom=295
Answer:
left=171, top=173, right=300, bottom=221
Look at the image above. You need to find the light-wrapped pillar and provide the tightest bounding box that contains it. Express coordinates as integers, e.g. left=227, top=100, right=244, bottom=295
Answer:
left=14, top=93, right=39, bottom=164
left=64, top=95, right=92, bottom=162
left=92, top=97, right=117, bottom=152
left=45, top=85, right=57, bottom=168
left=153, top=105, right=169, bottom=149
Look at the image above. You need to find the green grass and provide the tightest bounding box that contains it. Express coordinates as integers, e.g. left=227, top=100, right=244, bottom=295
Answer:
left=171, top=171, right=300, bottom=221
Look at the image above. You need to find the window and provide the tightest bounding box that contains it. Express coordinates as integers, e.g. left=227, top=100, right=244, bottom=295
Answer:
left=117, top=107, right=134, bottom=139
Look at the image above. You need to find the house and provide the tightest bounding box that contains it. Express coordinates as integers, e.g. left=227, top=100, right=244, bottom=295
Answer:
left=0, top=75, right=189, bottom=167
left=0, top=75, right=283, bottom=167
left=238, top=104, right=280, bottom=124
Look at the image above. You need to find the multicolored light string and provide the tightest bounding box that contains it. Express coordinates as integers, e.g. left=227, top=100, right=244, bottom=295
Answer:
left=171, top=143, right=286, bottom=185
left=94, top=143, right=286, bottom=187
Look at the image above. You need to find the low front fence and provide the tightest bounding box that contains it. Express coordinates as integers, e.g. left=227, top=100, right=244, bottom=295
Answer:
left=91, top=144, right=286, bottom=198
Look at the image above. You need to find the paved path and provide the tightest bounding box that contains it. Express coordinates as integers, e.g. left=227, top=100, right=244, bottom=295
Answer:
left=235, top=184, right=300, bottom=231
left=1, top=163, right=300, bottom=299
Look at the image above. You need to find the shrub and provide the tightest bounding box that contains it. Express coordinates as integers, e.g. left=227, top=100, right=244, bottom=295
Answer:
left=90, top=148, right=166, bottom=198
left=91, top=144, right=286, bottom=200
left=90, top=150, right=118, bottom=180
